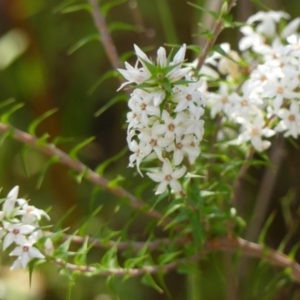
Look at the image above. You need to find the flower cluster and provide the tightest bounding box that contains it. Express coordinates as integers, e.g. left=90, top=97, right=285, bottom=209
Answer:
left=0, top=186, right=52, bottom=269
left=204, top=11, right=300, bottom=151
left=118, top=45, right=205, bottom=194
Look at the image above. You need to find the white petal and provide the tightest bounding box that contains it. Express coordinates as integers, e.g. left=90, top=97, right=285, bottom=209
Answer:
left=172, top=166, right=186, bottom=179
left=146, top=172, right=164, bottom=182
left=7, top=186, right=19, bottom=199
left=10, top=258, right=22, bottom=270
left=162, top=160, right=172, bottom=174
left=155, top=181, right=168, bottom=194
left=21, top=252, right=30, bottom=268
left=3, top=233, right=14, bottom=250
left=29, top=246, right=45, bottom=259
left=169, top=179, right=182, bottom=192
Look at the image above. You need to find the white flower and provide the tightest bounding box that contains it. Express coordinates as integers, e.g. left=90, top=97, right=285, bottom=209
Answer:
left=128, top=140, right=151, bottom=175
left=166, top=135, right=200, bottom=165
left=173, top=80, right=204, bottom=116
left=16, top=203, right=50, bottom=225
left=263, top=75, right=300, bottom=111
left=138, top=128, right=173, bottom=161
left=10, top=237, right=44, bottom=269
left=207, top=83, right=233, bottom=118
left=275, top=100, right=300, bottom=138
left=2, top=222, right=35, bottom=250
left=236, top=114, right=275, bottom=151
left=152, top=110, right=186, bottom=140
left=146, top=159, right=186, bottom=194
left=247, top=11, right=289, bottom=37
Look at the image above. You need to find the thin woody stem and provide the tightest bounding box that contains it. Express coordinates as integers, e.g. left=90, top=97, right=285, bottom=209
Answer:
left=53, top=236, right=300, bottom=283
left=0, top=122, right=167, bottom=223
left=196, top=0, right=237, bottom=70
left=87, top=0, right=123, bottom=71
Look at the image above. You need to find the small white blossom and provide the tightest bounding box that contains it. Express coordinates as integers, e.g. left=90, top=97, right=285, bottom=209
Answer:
left=146, top=159, right=186, bottom=194
left=2, top=222, right=35, bottom=250
left=10, top=237, right=44, bottom=269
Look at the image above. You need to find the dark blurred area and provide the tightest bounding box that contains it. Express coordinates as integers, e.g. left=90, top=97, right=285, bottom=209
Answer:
left=0, top=0, right=299, bottom=299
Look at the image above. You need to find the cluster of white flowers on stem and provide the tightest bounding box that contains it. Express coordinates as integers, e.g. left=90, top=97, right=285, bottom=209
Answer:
left=118, top=44, right=205, bottom=194
left=204, top=11, right=300, bottom=151
left=0, top=186, right=52, bottom=269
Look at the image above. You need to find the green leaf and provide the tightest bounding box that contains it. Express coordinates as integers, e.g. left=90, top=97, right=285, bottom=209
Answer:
left=1, top=103, right=24, bottom=123
left=124, top=254, right=148, bottom=269
left=258, top=212, right=276, bottom=245
left=36, top=155, right=60, bottom=188
left=0, top=97, right=15, bottom=110
left=141, top=273, right=163, bottom=294
left=28, top=108, right=58, bottom=136
left=106, top=276, right=120, bottom=299
left=158, top=251, right=181, bottom=265
left=187, top=2, right=219, bottom=20
left=78, top=205, right=103, bottom=235
left=69, top=136, right=95, bottom=160
left=88, top=70, right=119, bottom=95
left=101, top=0, right=127, bottom=16
left=52, top=0, right=78, bottom=14
left=109, top=22, right=140, bottom=33
left=74, top=237, right=95, bottom=265
left=107, top=175, right=125, bottom=188
left=94, top=94, right=127, bottom=117
left=68, top=34, right=100, bottom=55
left=55, top=231, right=78, bottom=258
left=0, top=128, right=13, bottom=147
left=159, top=203, right=183, bottom=225
left=74, top=167, right=89, bottom=184
left=59, top=4, right=91, bottom=14
left=189, top=213, right=203, bottom=248
left=101, top=246, right=119, bottom=268
left=96, top=146, right=127, bottom=175
left=54, top=206, right=77, bottom=231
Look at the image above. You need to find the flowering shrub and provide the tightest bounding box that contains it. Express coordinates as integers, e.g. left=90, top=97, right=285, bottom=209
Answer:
left=1, top=0, right=300, bottom=299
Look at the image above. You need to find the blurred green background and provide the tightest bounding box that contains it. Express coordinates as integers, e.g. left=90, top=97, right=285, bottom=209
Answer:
left=0, top=0, right=300, bottom=299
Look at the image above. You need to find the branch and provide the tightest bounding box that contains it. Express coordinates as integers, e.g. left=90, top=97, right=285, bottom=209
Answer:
left=196, top=0, right=237, bottom=70
left=0, top=122, right=167, bottom=223
left=208, top=236, right=300, bottom=283
left=53, top=236, right=300, bottom=284
left=87, top=0, right=123, bottom=71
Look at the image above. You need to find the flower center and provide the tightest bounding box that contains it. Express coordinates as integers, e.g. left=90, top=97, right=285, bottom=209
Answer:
left=168, top=124, right=175, bottom=131
left=150, top=139, right=157, bottom=147
left=289, top=114, right=296, bottom=122
left=13, top=229, right=20, bottom=235
left=221, top=96, right=228, bottom=104
left=176, top=143, right=183, bottom=149
left=186, top=94, right=192, bottom=101
left=23, top=246, right=29, bottom=252
left=241, top=99, right=248, bottom=107
left=251, top=128, right=259, bottom=136
left=165, top=175, right=172, bottom=181
left=277, top=87, right=283, bottom=94
left=140, top=103, right=147, bottom=110
left=260, top=75, right=267, bottom=82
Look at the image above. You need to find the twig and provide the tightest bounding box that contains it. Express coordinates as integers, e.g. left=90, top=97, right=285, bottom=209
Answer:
left=0, top=122, right=167, bottom=223
left=53, top=235, right=300, bottom=283
left=87, top=0, right=122, bottom=71
left=196, top=0, right=237, bottom=70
